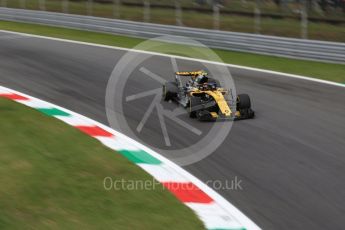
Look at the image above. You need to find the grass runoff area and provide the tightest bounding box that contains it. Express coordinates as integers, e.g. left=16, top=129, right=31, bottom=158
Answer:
left=1, top=20, right=344, bottom=83
left=0, top=98, right=204, bottom=229
left=4, top=0, right=345, bottom=42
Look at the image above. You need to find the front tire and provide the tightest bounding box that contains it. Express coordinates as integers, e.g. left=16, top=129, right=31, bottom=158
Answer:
left=237, top=94, right=251, bottom=109
left=236, top=94, right=255, bottom=119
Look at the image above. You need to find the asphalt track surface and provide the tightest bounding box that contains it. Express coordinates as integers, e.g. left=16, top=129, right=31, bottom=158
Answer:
left=1, top=31, right=345, bottom=229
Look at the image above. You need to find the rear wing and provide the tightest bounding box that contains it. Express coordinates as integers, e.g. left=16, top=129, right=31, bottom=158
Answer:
left=175, top=70, right=208, bottom=76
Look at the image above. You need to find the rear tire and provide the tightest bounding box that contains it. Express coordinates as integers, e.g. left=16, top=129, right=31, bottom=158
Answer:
left=189, top=97, right=202, bottom=118
left=163, top=82, right=178, bottom=101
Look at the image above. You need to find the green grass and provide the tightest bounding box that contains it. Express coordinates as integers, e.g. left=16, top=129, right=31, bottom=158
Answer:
left=0, top=98, right=204, bottom=229
left=0, top=20, right=344, bottom=83
left=3, top=0, right=345, bottom=42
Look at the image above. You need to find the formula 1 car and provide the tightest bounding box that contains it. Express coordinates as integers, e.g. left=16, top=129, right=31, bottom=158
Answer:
left=162, top=70, right=254, bottom=121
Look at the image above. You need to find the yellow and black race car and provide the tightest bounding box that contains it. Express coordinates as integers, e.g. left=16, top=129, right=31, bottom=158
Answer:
left=162, top=70, right=254, bottom=121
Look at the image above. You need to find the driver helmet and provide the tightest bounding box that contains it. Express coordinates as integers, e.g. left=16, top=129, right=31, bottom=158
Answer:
left=196, top=74, right=208, bottom=84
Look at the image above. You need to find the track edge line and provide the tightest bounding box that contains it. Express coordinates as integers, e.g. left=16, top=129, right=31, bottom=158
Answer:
left=0, top=29, right=343, bottom=89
